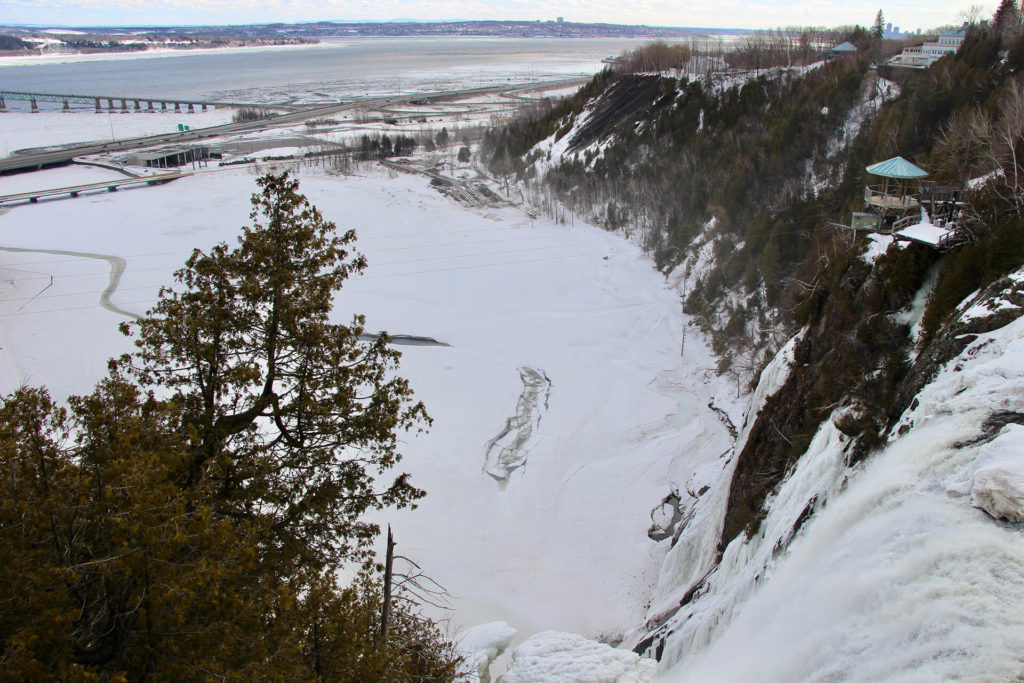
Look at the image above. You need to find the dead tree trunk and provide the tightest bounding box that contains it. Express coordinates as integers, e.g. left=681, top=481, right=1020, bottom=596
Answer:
left=380, top=525, right=395, bottom=644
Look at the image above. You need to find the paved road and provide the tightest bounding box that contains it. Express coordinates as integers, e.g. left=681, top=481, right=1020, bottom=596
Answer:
left=0, top=78, right=588, bottom=175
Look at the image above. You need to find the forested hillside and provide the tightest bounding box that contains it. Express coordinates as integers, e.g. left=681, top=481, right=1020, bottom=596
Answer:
left=483, top=22, right=1024, bottom=674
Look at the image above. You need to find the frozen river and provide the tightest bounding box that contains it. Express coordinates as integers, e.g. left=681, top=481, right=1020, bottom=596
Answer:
left=0, top=37, right=651, bottom=104
left=0, top=38, right=736, bottom=671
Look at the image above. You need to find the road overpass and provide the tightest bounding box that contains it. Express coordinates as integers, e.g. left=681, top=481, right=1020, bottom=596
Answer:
left=0, top=171, right=187, bottom=207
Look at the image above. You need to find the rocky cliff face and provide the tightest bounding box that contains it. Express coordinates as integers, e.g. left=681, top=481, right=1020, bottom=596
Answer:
left=644, top=269, right=1024, bottom=681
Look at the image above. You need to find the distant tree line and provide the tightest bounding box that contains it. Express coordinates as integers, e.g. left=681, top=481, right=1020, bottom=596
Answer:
left=616, top=41, right=692, bottom=73
left=62, top=39, right=149, bottom=52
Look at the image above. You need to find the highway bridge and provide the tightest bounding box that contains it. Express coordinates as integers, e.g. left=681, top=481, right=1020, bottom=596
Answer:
left=0, top=77, right=589, bottom=175
left=0, top=90, right=287, bottom=114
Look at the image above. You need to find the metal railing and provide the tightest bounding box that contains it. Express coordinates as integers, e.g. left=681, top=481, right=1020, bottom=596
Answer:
left=891, top=214, right=920, bottom=232
left=864, top=185, right=920, bottom=211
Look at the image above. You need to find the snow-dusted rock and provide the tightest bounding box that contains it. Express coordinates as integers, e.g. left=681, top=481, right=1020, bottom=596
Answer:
left=455, top=621, right=517, bottom=683
left=503, top=631, right=655, bottom=683
left=970, top=425, right=1024, bottom=522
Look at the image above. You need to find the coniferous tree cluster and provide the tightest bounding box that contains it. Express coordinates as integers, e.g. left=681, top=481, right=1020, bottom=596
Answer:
left=357, top=133, right=418, bottom=159
left=0, top=173, right=459, bottom=680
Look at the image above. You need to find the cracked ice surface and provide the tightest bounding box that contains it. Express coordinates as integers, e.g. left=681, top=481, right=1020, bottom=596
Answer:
left=484, top=366, right=552, bottom=486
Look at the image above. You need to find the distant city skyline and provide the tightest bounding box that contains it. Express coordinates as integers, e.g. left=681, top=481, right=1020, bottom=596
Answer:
left=1, top=0, right=989, bottom=33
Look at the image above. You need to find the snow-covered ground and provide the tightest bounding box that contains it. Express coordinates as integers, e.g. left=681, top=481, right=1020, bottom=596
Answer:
left=0, top=143, right=733, bottom=674
left=0, top=110, right=237, bottom=158
left=497, top=286, right=1024, bottom=681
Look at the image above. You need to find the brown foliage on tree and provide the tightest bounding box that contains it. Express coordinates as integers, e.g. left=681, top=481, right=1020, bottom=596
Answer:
left=618, top=40, right=692, bottom=73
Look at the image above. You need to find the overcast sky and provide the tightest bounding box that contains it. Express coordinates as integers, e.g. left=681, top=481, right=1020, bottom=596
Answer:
left=1, top=0, right=985, bottom=33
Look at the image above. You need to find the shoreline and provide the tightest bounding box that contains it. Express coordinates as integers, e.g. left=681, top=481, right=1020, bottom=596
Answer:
left=0, top=35, right=658, bottom=69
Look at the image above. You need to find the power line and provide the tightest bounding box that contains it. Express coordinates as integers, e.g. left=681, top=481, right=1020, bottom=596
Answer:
left=0, top=248, right=184, bottom=269
left=0, top=282, right=163, bottom=304
left=0, top=235, right=614, bottom=290
left=0, top=248, right=618, bottom=317
left=0, top=231, right=603, bottom=275
left=361, top=247, right=615, bottom=279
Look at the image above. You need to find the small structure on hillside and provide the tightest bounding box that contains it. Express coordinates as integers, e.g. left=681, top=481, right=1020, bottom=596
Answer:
left=852, top=156, right=968, bottom=250
left=864, top=156, right=929, bottom=214
left=888, top=26, right=967, bottom=69
left=828, top=42, right=859, bottom=60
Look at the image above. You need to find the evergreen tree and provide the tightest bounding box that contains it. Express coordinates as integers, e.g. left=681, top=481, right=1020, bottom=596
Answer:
left=0, top=172, right=459, bottom=679
left=872, top=9, right=886, bottom=39
left=994, top=0, right=1021, bottom=36
left=436, top=127, right=450, bottom=150
left=124, top=171, right=428, bottom=570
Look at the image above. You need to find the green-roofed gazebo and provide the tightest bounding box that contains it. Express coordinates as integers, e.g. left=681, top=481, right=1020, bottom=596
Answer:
left=864, top=156, right=928, bottom=214
left=831, top=42, right=858, bottom=54
left=866, top=156, right=929, bottom=178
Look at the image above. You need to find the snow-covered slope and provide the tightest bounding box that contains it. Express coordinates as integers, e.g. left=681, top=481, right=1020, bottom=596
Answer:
left=494, top=270, right=1024, bottom=682
left=660, top=290, right=1024, bottom=681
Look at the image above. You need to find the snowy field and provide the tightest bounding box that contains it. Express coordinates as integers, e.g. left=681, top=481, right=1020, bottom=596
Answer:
left=0, top=150, right=733, bottom=662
